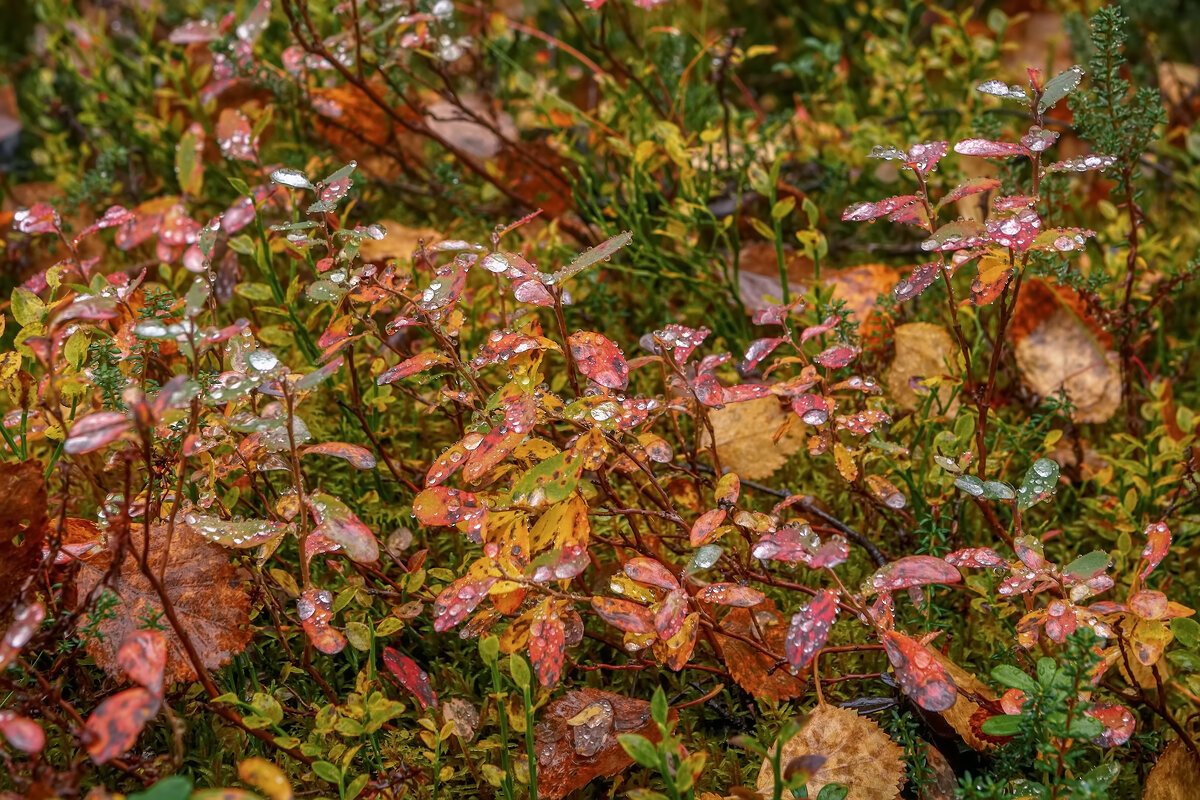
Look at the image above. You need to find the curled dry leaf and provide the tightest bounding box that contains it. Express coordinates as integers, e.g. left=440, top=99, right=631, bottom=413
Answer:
left=535, top=688, right=669, bottom=800
left=703, top=396, right=805, bottom=480
left=712, top=599, right=807, bottom=702
left=74, top=525, right=252, bottom=686
left=756, top=704, right=905, bottom=800
left=928, top=650, right=997, bottom=751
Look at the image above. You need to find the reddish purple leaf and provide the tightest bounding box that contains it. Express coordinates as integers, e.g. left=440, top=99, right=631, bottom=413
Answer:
left=383, top=646, right=439, bottom=709
left=784, top=589, right=839, bottom=668
left=721, top=384, right=773, bottom=403
left=569, top=331, right=629, bottom=391
left=13, top=203, right=61, bottom=235
left=986, top=207, right=1042, bottom=251
left=0, top=711, right=44, bottom=754
left=652, top=324, right=710, bottom=364
left=64, top=411, right=131, bottom=455
left=741, top=337, right=786, bottom=371
left=74, top=205, right=136, bottom=245
left=791, top=393, right=830, bottom=425
left=944, top=548, right=1006, bottom=569
left=697, top=583, right=765, bottom=608
left=377, top=352, right=452, bottom=385
left=953, top=138, right=1026, bottom=158
left=472, top=331, right=555, bottom=367
left=938, top=178, right=1002, bottom=208
left=529, top=600, right=567, bottom=687
left=591, top=596, right=655, bottom=634
left=689, top=509, right=727, bottom=547
left=624, top=557, right=679, bottom=590
left=432, top=572, right=497, bottom=632
left=869, top=556, right=962, bottom=592
left=800, top=315, right=841, bottom=344
left=881, top=630, right=957, bottom=712
left=894, top=262, right=940, bottom=302
left=814, top=344, right=858, bottom=369
left=842, top=195, right=919, bottom=222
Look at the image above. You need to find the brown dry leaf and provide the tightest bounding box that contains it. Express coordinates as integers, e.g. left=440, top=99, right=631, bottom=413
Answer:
left=929, top=651, right=996, bottom=752
left=535, top=688, right=669, bottom=800
left=1011, top=281, right=1120, bottom=423
left=705, top=396, right=805, bottom=480
left=755, top=704, right=904, bottom=800
left=826, top=263, right=900, bottom=340
left=885, top=323, right=957, bottom=412
left=734, top=242, right=811, bottom=313
left=357, top=220, right=443, bottom=264
left=1143, top=740, right=1200, bottom=800
left=918, top=743, right=959, bottom=800
left=712, top=599, right=807, bottom=702
left=0, top=460, right=48, bottom=627
left=424, top=97, right=516, bottom=161
left=75, top=523, right=251, bottom=686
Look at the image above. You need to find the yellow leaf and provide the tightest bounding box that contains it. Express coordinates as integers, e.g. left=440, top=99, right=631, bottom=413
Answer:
left=239, top=757, right=293, bottom=800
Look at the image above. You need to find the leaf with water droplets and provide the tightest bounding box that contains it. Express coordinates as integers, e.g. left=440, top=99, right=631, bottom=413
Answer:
left=383, top=646, right=438, bottom=709
left=689, top=508, right=727, bottom=547
left=814, top=344, right=858, bottom=369
left=944, top=548, right=1006, bottom=569
left=986, top=207, right=1043, bottom=251
left=308, top=491, right=379, bottom=563
left=376, top=351, right=452, bottom=385
left=697, top=583, right=764, bottom=607
left=298, top=587, right=346, bottom=654
left=976, top=79, right=1028, bottom=101
left=84, top=687, right=159, bottom=764
left=550, top=231, right=633, bottom=285
left=64, top=411, right=131, bottom=454
left=741, top=337, right=786, bottom=371
left=866, top=474, right=907, bottom=509
left=1086, top=703, right=1135, bottom=748
left=301, top=442, right=377, bottom=470
left=937, top=178, right=1002, bottom=210
left=923, top=220, right=988, bottom=252
left=882, top=630, right=958, bottom=712
left=783, top=589, right=838, bottom=668
left=529, top=598, right=567, bottom=687
left=1031, top=228, right=1095, bottom=253
left=842, top=195, right=919, bottom=222
left=1141, top=522, right=1171, bottom=579
left=591, top=596, right=655, bottom=634
left=270, top=168, right=314, bottom=190
left=1038, top=65, right=1085, bottom=113
left=800, top=315, right=841, bottom=344
left=623, top=557, right=679, bottom=590
left=217, top=108, right=258, bottom=162
left=1046, top=154, right=1117, bottom=172
left=413, top=486, right=488, bottom=539
left=869, top=556, right=962, bottom=593
left=953, top=139, right=1026, bottom=158
left=186, top=513, right=289, bottom=549
left=568, top=331, right=629, bottom=391
left=1017, top=458, right=1059, bottom=510
left=893, top=262, right=940, bottom=302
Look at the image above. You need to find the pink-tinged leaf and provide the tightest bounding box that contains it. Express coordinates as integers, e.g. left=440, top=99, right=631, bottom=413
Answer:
left=376, top=351, right=452, bottom=385
left=741, top=337, right=786, bottom=371
left=953, top=138, right=1026, bottom=158
left=13, top=203, right=61, bottom=235
left=944, top=547, right=1006, bottom=569
left=0, top=603, right=45, bottom=670
left=690, top=509, right=727, bottom=547
left=923, top=220, right=988, bottom=252
left=751, top=528, right=849, bottom=569
left=1086, top=703, right=1136, bottom=747
left=889, top=201, right=929, bottom=227
left=529, top=600, right=567, bottom=687
left=420, top=256, right=471, bottom=312
left=0, top=712, right=45, bottom=754
left=790, top=393, right=830, bottom=425
left=1020, top=126, right=1060, bottom=153
left=513, top=277, right=554, bottom=306
left=1140, top=522, right=1171, bottom=579
left=904, top=141, right=948, bottom=172
left=881, top=630, right=957, bottom=712
left=591, top=596, right=655, bottom=634
left=413, top=486, right=488, bottom=539
left=652, top=324, right=710, bottom=364
left=894, top=262, right=940, bottom=302
left=217, top=108, right=257, bottom=162
left=308, top=492, right=379, bottom=563
left=301, top=442, right=377, bottom=470
left=814, top=344, right=858, bottom=369
left=868, top=592, right=895, bottom=629
left=751, top=297, right=805, bottom=326
left=568, top=331, right=629, bottom=391
left=654, top=589, right=688, bottom=639
left=298, top=588, right=346, bottom=654
left=1047, top=154, right=1117, bottom=173
left=937, top=178, right=1002, bottom=209
left=1130, top=590, right=1169, bottom=620
left=117, top=630, right=167, bottom=694
left=64, top=411, right=131, bottom=454
left=624, top=557, right=679, bottom=590
left=84, top=688, right=159, bottom=764
left=433, top=574, right=497, bottom=632
left=697, top=583, right=764, bottom=608
left=986, top=207, right=1042, bottom=251
left=169, top=19, right=222, bottom=44
left=800, top=316, right=841, bottom=345
left=721, top=384, right=773, bottom=403
left=869, top=556, right=963, bottom=593
left=426, top=442, right=468, bottom=487
left=783, top=589, right=839, bottom=668
left=382, top=646, right=438, bottom=709
left=74, top=205, right=136, bottom=245
left=842, top=195, right=918, bottom=222
left=529, top=543, right=590, bottom=583
left=472, top=331, right=556, bottom=368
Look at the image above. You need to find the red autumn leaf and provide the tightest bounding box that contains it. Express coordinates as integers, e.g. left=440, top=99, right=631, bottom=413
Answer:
left=741, top=337, right=786, bottom=371
left=298, top=587, right=346, bottom=655
left=64, top=411, right=131, bottom=454
left=432, top=572, right=498, bottom=633
left=568, top=331, right=629, bottom=391
left=653, top=589, right=688, bottom=640
left=784, top=589, right=839, bottom=669
left=1140, top=522, right=1171, bottom=579
left=308, top=492, right=380, bottom=563
left=426, top=442, right=469, bottom=487
left=217, top=108, right=257, bottom=162
left=623, top=557, right=679, bottom=590
left=472, top=331, right=556, bottom=367
left=893, top=262, right=940, bottom=302
left=842, top=195, right=919, bottom=222
left=689, top=509, right=727, bottom=547
left=881, top=630, right=958, bottom=712
left=1130, top=590, right=1170, bottom=620
left=938, top=177, right=1002, bottom=208
left=412, top=486, right=488, bottom=539
left=376, top=352, right=452, bottom=385
left=0, top=711, right=44, bottom=754
left=14, top=203, right=61, bottom=235
left=74, top=205, right=136, bottom=245
left=944, top=547, right=1007, bottom=569
left=301, top=442, right=377, bottom=470
left=868, top=556, right=963, bottom=592
left=713, top=599, right=808, bottom=701
left=985, top=207, right=1042, bottom=251
left=529, top=599, right=567, bottom=687
left=588, top=588, right=656, bottom=632
left=814, top=344, right=858, bottom=369
left=696, top=583, right=765, bottom=608
left=117, top=630, right=167, bottom=694
left=382, top=646, right=439, bottom=709
left=84, top=687, right=160, bottom=764
left=790, top=393, right=830, bottom=425
left=653, top=324, right=709, bottom=364
left=1086, top=703, right=1136, bottom=747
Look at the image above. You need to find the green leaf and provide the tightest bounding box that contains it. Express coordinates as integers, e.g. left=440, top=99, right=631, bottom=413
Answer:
left=651, top=686, right=669, bottom=725
left=618, top=733, right=661, bottom=768
left=1066, top=715, right=1104, bottom=740
left=817, top=785, right=850, bottom=800
left=1038, top=65, right=1085, bottom=113
left=10, top=288, right=44, bottom=327
left=980, top=714, right=1023, bottom=736
left=312, top=760, right=342, bottom=784
left=345, top=773, right=370, bottom=800
left=128, top=776, right=193, bottom=800
left=1172, top=617, right=1200, bottom=649
left=1062, top=550, right=1110, bottom=581
left=981, top=481, right=1016, bottom=501
left=549, top=231, right=633, bottom=285
left=508, top=654, right=531, bottom=690
left=954, top=475, right=985, bottom=496
left=1017, top=458, right=1060, bottom=510
left=990, top=664, right=1037, bottom=694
